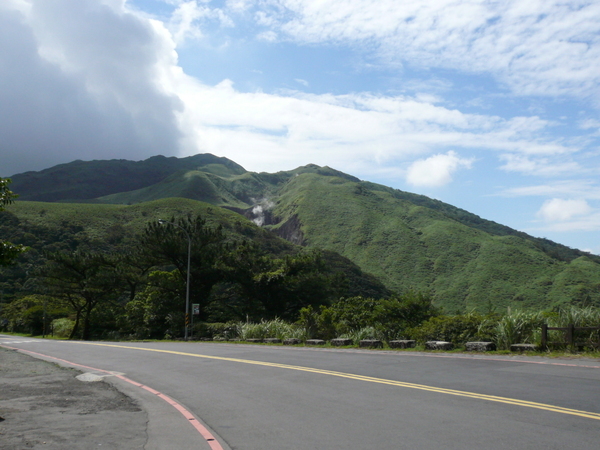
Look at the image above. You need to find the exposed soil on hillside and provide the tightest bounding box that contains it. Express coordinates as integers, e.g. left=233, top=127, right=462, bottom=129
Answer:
left=0, top=347, right=147, bottom=449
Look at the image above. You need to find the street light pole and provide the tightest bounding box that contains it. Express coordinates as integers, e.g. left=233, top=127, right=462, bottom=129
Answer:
left=158, top=219, right=191, bottom=341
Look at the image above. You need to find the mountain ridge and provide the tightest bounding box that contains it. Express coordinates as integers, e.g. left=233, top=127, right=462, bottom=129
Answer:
left=7, top=153, right=600, bottom=311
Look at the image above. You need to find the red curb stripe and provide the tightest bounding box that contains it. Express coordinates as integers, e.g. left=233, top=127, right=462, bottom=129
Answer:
left=115, top=374, right=222, bottom=449
left=3, top=346, right=224, bottom=450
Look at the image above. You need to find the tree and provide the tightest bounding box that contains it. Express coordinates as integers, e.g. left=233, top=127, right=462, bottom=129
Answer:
left=38, top=251, right=121, bottom=340
left=0, top=178, right=26, bottom=265
left=216, top=247, right=344, bottom=321
left=140, top=214, right=226, bottom=319
left=121, top=270, right=185, bottom=339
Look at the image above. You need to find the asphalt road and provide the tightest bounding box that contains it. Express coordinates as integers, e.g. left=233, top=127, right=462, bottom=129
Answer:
left=2, top=336, right=600, bottom=449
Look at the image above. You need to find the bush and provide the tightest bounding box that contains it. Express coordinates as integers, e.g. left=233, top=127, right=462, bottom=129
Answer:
left=373, top=292, right=439, bottom=341
left=52, top=318, right=75, bottom=338
left=329, top=291, right=438, bottom=340
left=330, top=296, right=379, bottom=334
left=204, top=322, right=239, bottom=340
left=410, top=312, right=493, bottom=345
left=296, top=305, right=337, bottom=340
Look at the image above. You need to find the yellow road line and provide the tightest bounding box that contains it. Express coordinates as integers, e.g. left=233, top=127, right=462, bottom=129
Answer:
left=73, top=342, right=600, bottom=421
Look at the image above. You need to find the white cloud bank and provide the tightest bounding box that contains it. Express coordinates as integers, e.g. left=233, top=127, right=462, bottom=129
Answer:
left=1, top=0, right=576, bottom=180
left=0, top=0, right=183, bottom=175
left=251, top=0, right=600, bottom=99
left=0, top=0, right=597, bottom=199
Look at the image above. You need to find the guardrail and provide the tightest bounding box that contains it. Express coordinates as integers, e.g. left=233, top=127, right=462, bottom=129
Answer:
left=541, top=324, right=600, bottom=350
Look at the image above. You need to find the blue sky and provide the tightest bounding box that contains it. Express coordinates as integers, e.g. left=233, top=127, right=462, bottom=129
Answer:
left=1, top=0, right=600, bottom=253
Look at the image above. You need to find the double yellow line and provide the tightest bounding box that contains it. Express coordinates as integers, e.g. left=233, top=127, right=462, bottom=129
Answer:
left=76, top=342, right=600, bottom=421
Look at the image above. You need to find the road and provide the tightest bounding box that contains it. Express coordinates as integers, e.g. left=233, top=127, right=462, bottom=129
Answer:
left=2, top=336, right=600, bottom=449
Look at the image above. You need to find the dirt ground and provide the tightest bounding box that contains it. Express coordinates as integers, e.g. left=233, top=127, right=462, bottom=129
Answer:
left=0, top=347, right=148, bottom=449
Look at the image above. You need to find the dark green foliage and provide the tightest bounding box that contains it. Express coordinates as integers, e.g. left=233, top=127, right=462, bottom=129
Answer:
left=296, top=305, right=337, bottom=340
left=212, top=246, right=345, bottom=322
left=140, top=214, right=226, bottom=319
left=409, top=313, right=497, bottom=345
left=0, top=295, right=70, bottom=335
left=120, top=270, right=185, bottom=339
left=1, top=198, right=394, bottom=338
left=328, top=296, right=380, bottom=333
left=38, top=250, right=123, bottom=340
left=322, top=292, right=439, bottom=339
left=0, top=178, right=27, bottom=266
left=372, top=292, right=440, bottom=340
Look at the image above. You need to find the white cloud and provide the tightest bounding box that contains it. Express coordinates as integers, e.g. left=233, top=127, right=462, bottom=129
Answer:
left=1, top=0, right=592, bottom=183
left=167, top=1, right=233, bottom=45
left=503, top=180, right=600, bottom=200
left=499, top=154, right=582, bottom=177
left=533, top=197, right=600, bottom=233
left=579, top=118, right=600, bottom=135
left=0, top=0, right=184, bottom=176
left=537, top=198, right=593, bottom=222
left=248, top=0, right=600, bottom=99
left=405, top=151, right=474, bottom=187
left=167, top=72, right=581, bottom=178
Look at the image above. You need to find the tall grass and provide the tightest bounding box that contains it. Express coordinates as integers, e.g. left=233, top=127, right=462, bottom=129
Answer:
left=549, top=305, right=600, bottom=327
left=544, top=306, right=600, bottom=349
left=494, top=310, right=544, bottom=350
left=235, top=318, right=306, bottom=341
left=339, top=326, right=384, bottom=343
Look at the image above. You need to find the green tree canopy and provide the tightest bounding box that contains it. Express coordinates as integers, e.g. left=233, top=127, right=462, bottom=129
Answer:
left=140, top=214, right=227, bottom=319
left=38, top=250, right=122, bottom=339
left=0, top=178, right=26, bottom=265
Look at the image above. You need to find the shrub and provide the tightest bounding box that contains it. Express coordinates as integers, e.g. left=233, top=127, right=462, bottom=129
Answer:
left=204, top=322, right=239, bottom=340
left=373, top=292, right=439, bottom=341
left=330, top=296, right=379, bottom=334
left=410, top=312, right=492, bottom=345
left=52, top=318, right=75, bottom=338
left=296, top=305, right=337, bottom=340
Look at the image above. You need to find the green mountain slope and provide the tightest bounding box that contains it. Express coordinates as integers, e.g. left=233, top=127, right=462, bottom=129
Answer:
left=7, top=154, right=600, bottom=312
left=9, top=154, right=246, bottom=202
left=268, top=173, right=600, bottom=311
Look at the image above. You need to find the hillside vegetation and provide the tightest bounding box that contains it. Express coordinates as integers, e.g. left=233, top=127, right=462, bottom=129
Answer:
left=4, top=154, right=600, bottom=314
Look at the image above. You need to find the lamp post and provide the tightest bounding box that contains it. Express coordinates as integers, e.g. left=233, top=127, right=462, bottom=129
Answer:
left=158, top=219, right=191, bottom=341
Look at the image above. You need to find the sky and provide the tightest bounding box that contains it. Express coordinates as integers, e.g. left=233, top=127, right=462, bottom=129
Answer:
left=1, top=0, right=600, bottom=254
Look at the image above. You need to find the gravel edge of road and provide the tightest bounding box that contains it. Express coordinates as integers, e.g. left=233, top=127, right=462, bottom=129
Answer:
left=0, top=346, right=149, bottom=449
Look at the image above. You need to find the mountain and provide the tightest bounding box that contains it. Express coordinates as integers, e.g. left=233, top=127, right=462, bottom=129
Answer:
left=9, top=154, right=246, bottom=202
left=7, top=154, right=600, bottom=312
